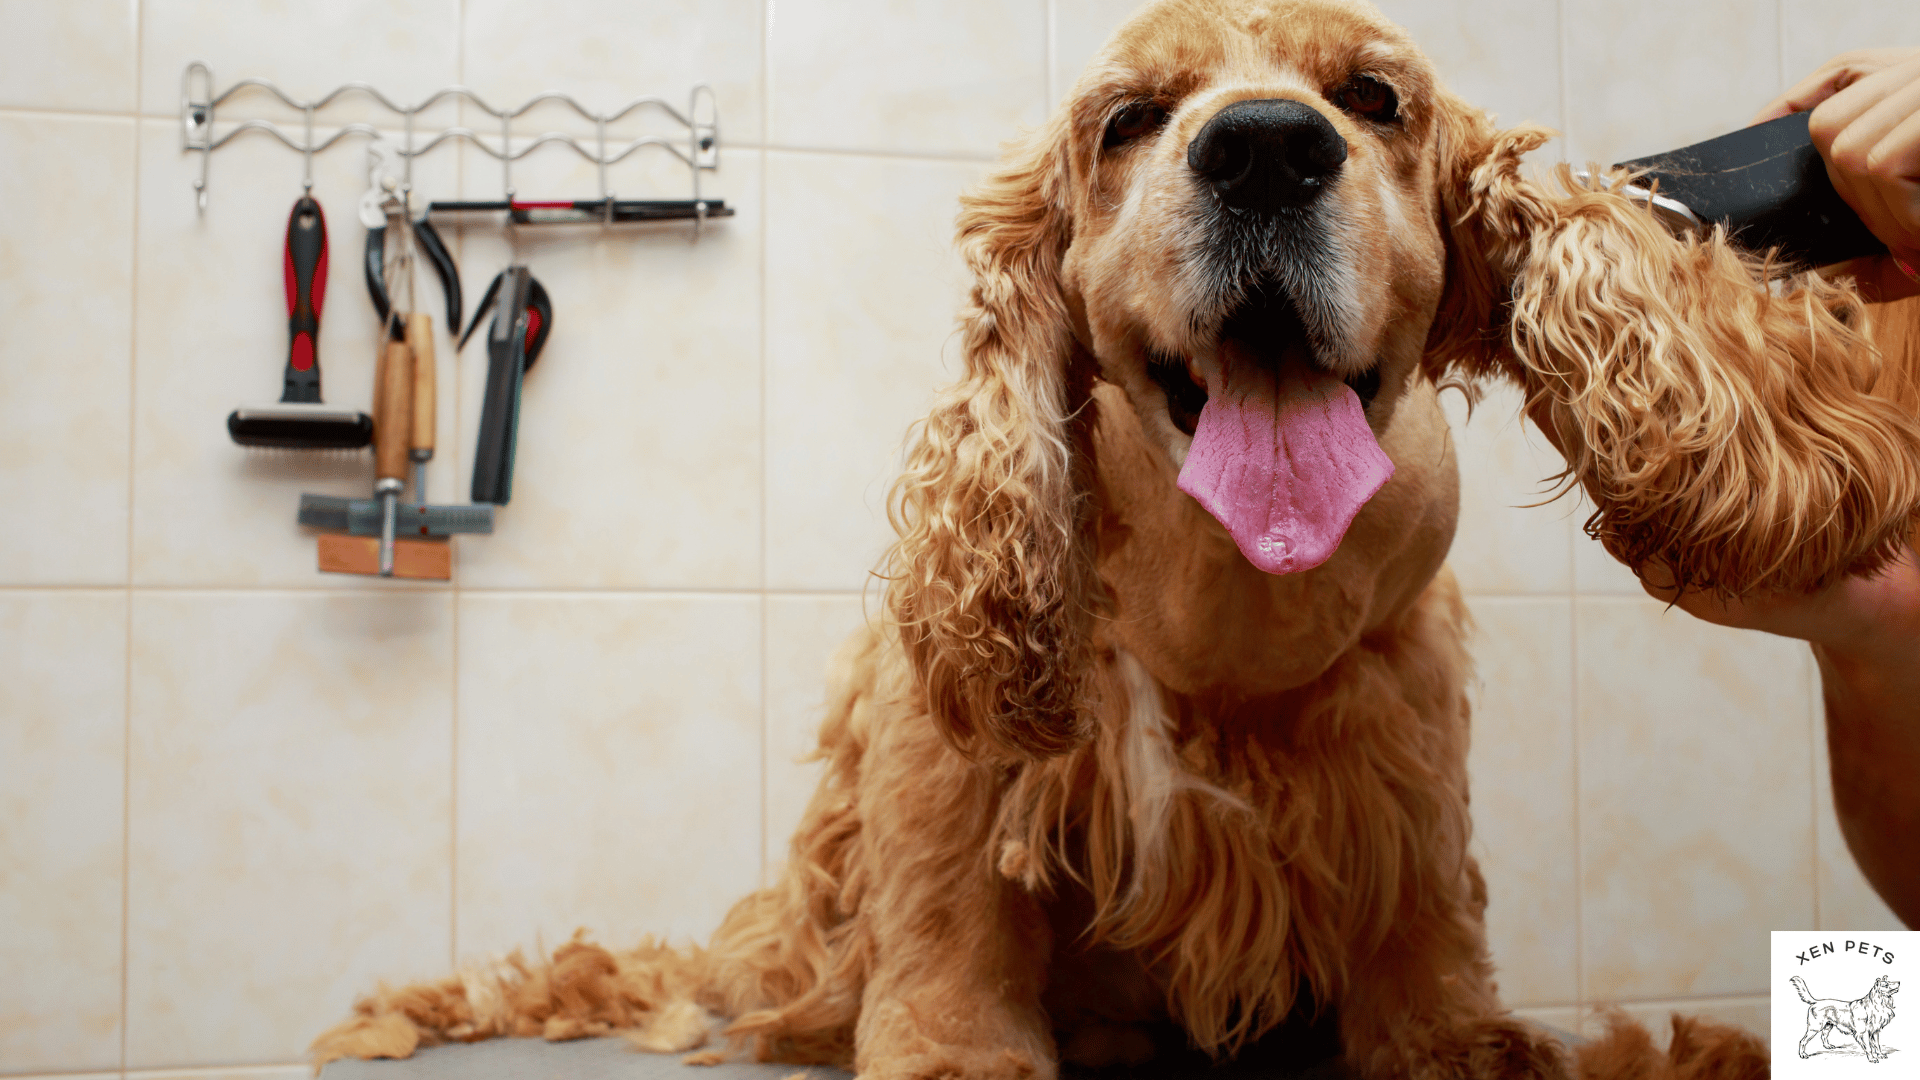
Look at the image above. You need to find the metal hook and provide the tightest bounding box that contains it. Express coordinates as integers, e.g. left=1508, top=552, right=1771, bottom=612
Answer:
left=689, top=84, right=718, bottom=239
left=402, top=106, right=415, bottom=202
left=181, top=62, right=215, bottom=211
left=301, top=103, right=315, bottom=193
left=597, top=114, right=611, bottom=223
left=499, top=109, right=513, bottom=202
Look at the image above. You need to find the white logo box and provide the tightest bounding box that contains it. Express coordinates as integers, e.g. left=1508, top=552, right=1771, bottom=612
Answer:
left=1772, top=930, right=1913, bottom=1075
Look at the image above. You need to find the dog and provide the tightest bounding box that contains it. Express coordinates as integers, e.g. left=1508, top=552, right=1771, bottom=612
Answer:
left=1794, top=975, right=1901, bottom=1063
left=314, top=1, right=1920, bottom=1077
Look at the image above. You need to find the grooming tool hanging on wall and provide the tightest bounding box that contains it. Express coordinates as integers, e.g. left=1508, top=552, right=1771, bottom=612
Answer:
left=178, top=62, right=734, bottom=231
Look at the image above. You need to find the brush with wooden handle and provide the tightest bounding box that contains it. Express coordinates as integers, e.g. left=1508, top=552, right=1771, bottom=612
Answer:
left=372, top=338, right=414, bottom=576
left=313, top=337, right=453, bottom=580
left=406, top=313, right=435, bottom=500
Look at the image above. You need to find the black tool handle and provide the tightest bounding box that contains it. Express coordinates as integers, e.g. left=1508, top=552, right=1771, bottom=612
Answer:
left=1621, top=111, right=1887, bottom=269
left=282, top=195, right=328, bottom=403
left=471, top=267, right=533, bottom=505
left=364, top=224, right=392, bottom=329
left=413, top=217, right=462, bottom=330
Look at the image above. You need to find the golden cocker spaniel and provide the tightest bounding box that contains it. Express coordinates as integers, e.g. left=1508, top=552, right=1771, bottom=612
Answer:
left=316, top=1, right=1920, bottom=1078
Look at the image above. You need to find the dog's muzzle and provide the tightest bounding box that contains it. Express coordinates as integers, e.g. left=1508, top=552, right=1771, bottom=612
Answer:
left=1187, top=99, right=1347, bottom=212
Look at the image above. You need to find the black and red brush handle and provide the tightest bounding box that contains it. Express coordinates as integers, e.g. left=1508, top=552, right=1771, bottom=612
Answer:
left=282, top=195, right=329, bottom=404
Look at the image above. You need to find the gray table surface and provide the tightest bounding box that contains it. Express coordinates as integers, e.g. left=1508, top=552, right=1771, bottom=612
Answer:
left=320, top=1037, right=853, bottom=1080
left=318, top=1021, right=1581, bottom=1080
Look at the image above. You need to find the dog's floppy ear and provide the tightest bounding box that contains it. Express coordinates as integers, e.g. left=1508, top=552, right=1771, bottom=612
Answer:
left=883, top=118, right=1097, bottom=759
left=1426, top=91, right=1920, bottom=595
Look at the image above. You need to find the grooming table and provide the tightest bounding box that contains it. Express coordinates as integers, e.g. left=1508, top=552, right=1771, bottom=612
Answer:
left=321, top=1039, right=852, bottom=1080
left=319, top=1023, right=1579, bottom=1080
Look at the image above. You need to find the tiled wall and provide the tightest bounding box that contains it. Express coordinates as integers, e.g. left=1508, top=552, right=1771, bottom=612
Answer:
left=2, top=1, right=1914, bottom=1076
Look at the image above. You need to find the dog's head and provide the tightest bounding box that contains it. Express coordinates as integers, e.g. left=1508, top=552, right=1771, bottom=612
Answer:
left=1874, top=976, right=1901, bottom=998
left=886, top=0, right=1920, bottom=759
left=1058, top=0, right=1455, bottom=472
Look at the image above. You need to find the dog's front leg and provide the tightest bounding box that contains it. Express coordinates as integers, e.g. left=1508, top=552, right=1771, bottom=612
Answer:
left=850, top=719, right=1055, bottom=1080
left=1336, top=864, right=1568, bottom=1080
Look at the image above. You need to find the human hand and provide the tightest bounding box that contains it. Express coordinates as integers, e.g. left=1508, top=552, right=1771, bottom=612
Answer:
left=1756, top=48, right=1920, bottom=302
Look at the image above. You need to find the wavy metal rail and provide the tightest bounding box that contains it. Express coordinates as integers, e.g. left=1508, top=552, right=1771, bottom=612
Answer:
left=179, top=62, right=722, bottom=228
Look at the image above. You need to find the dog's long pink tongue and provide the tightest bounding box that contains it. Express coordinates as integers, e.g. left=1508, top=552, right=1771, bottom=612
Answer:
left=1176, top=346, right=1393, bottom=574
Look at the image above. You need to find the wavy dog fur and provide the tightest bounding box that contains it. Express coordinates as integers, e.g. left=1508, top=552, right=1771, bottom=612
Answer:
left=1431, top=121, right=1920, bottom=595
left=315, top=2, right=1920, bottom=1078
left=883, top=136, right=1100, bottom=758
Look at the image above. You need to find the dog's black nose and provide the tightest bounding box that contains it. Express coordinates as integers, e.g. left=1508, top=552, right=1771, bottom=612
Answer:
left=1188, top=99, right=1347, bottom=212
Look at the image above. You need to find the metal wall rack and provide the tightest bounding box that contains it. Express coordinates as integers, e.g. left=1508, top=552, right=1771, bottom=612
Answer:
left=178, top=62, right=730, bottom=231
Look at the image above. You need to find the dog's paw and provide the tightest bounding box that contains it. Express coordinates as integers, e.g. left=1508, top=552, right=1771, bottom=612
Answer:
left=854, top=1000, right=1053, bottom=1080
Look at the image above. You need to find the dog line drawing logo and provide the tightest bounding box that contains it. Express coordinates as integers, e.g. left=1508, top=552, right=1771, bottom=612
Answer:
left=1792, top=974, right=1901, bottom=1063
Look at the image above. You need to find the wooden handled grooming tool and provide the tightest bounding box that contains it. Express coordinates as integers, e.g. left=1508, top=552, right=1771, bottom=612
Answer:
left=313, top=338, right=455, bottom=581
left=406, top=312, right=435, bottom=500
left=372, top=338, right=414, bottom=575
left=299, top=315, right=491, bottom=555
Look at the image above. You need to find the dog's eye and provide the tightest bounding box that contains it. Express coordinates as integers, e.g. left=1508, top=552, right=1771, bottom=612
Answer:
left=1103, top=101, right=1168, bottom=149
left=1332, top=75, right=1398, bottom=123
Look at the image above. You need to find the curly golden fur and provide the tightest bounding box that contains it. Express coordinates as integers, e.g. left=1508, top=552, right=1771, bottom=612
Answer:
left=1430, top=125, right=1920, bottom=596
left=314, top=1, right=1920, bottom=1077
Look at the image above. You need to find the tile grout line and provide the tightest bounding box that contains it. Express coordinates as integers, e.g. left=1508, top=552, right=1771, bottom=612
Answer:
left=1569, top=589, right=1586, bottom=1030
left=450, top=0, right=468, bottom=973
left=122, top=2, right=147, bottom=1073
left=0, top=584, right=871, bottom=598
left=1808, top=643, right=1821, bottom=930
left=758, top=142, right=997, bottom=164
left=758, top=0, right=773, bottom=886
left=1559, top=0, right=1584, bottom=988
left=0, top=104, right=1001, bottom=169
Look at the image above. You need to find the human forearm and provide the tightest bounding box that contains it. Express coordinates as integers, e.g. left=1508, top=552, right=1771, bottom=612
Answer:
left=1812, top=576, right=1920, bottom=927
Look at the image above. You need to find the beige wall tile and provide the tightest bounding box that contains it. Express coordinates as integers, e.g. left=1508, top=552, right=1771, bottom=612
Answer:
left=125, top=592, right=453, bottom=1067
left=1464, top=598, right=1579, bottom=1008
left=763, top=151, right=984, bottom=591
left=455, top=595, right=762, bottom=957
left=462, top=0, right=763, bottom=143
left=0, top=592, right=126, bottom=1072
left=1576, top=598, right=1814, bottom=1001
left=1571, top=499, right=1648, bottom=596
left=1562, top=0, right=1780, bottom=168
left=0, top=114, right=134, bottom=586
left=763, top=593, right=872, bottom=877
left=1052, top=0, right=1149, bottom=104
left=450, top=150, right=762, bottom=590
left=769, top=0, right=1047, bottom=157
left=1445, top=384, right=1575, bottom=596
left=1780, top=3, right=1920, bottom=89
left=1372, top=0, right=1560, bottom=133
left=130, top=119, right=462, bottom=588
left=0, top=0, right=137, bottom=112
left=140, top=0, right=462, bottom=127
